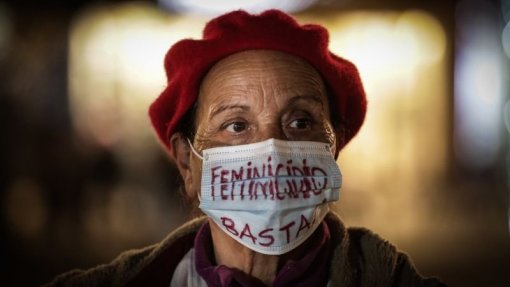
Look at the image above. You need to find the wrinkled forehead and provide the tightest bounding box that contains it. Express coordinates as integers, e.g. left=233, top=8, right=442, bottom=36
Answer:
left=198, top=50, right=327, bottom=100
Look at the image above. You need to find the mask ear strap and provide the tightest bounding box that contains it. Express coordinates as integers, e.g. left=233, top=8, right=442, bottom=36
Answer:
left=329, top=144, right=335, bottom=156
left=186, top=138, right=204, bottom=160
left=328, top=138, right=336, bottom=156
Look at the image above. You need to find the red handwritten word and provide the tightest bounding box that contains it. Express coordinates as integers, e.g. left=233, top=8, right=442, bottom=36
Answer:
left=220, top=213, right=315, bottom=248
left=209, top=157, right=328, bottom=201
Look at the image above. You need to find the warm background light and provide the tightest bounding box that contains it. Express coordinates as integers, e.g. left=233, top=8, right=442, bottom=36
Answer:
left=303, top=11, right=448, bottom=242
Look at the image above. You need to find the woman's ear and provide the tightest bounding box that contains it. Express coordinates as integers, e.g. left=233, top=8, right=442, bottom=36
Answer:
left=169, top=133, right=198, bottom=199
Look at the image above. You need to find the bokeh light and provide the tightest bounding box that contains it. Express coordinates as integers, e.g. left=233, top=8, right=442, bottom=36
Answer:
left=503, top=21, right=510, bottom=59
left=312, top=11, right=447, bottom=239
left=69, top=3, right=206, bottom=174
left=454, top=0, right=505, bottom=170
left=159, top=0, right=319, bottom=15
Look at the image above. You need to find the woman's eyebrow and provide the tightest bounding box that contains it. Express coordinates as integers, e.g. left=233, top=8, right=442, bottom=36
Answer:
left=210, top=104, right=250, bottom=119
left=287, top=95, right=325, bottom=106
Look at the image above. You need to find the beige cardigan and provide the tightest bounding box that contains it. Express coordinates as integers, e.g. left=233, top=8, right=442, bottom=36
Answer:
left=45, top=212, right=446, bottom=287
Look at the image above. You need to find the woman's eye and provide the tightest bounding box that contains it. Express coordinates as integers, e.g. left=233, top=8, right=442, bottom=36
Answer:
left=225, top=121, right=247, bottom=133
left=289, top=118, right=312, bottom=129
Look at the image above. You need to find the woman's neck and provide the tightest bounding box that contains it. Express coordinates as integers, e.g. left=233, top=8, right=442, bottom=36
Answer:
left=207, top=218, right=317, bottom=285
left=208, top=218, right=278, bottom=285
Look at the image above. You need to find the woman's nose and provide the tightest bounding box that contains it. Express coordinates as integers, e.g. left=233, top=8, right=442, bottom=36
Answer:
left=255, top=123, right=287, bottom=142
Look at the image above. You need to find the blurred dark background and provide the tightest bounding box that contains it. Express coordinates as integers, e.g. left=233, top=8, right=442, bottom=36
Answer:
left=1, top=0, right=509, bottom=286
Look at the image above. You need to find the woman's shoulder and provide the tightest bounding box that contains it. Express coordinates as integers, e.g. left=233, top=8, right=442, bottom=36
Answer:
left=43, top=216, right=207, bottom=287
left=42, top=245, right=155, bottom=287
left=325, top=212, right=447, bottom=287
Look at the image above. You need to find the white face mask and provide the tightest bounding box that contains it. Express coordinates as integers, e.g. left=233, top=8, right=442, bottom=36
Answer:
left=189, top=138, right=342, bottom=255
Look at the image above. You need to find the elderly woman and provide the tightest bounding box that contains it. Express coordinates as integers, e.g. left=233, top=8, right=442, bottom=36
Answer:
left=47, top=10, right=446, bottom=287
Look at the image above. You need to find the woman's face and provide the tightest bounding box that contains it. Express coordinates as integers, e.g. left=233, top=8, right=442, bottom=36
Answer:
left=185, top=50, right=336, bottom=198
left=195, top=50, right=335, bottom=148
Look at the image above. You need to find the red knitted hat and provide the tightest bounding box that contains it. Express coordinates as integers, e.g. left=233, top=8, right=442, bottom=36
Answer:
left=149, top=9, right=366, bottom=153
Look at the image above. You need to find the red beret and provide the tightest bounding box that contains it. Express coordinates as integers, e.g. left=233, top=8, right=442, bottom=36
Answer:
left=149, top=9, right=366, bottom=153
